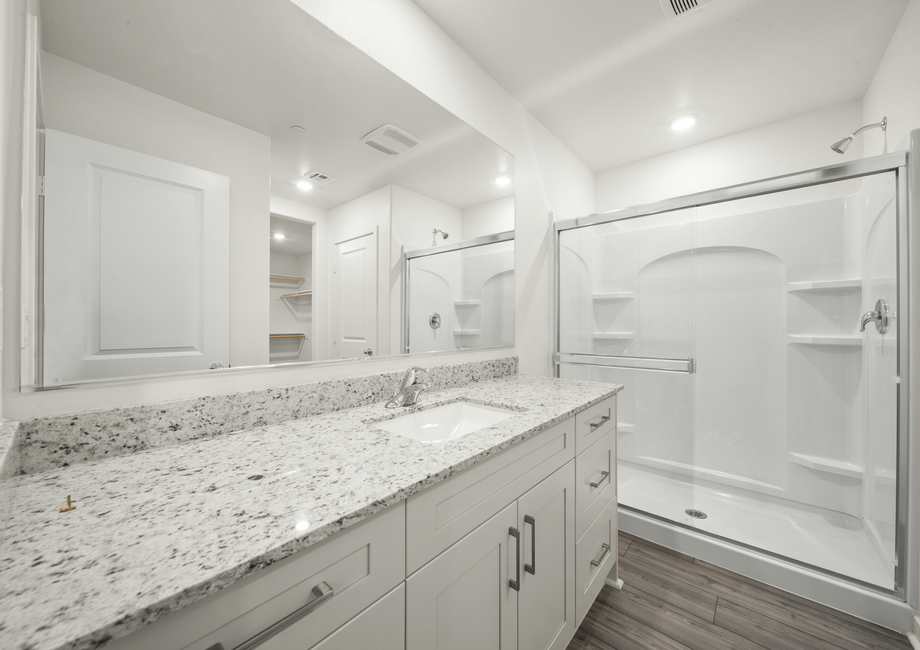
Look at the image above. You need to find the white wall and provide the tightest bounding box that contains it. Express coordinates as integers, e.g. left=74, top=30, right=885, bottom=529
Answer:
left=862, top=0, right=920, bottom=157
left=41, top=53, right=272, bottom=369
left=461, top=196, right=514, bottom=240
left=595, top=100, right=864, bottom=211
left=294, top=0, right=596, bottom=377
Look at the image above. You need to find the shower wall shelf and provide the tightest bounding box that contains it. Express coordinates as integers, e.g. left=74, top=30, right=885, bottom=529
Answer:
left=617, top=423, right=636, bottom=433
left=453, top=300, right=480, bottom=307
left=787, top=279, right=862, bottom=292
left=453, top=330, right=480, bottom=336
left=280, top=290, right=313, bottom=299
left=789, top=452, right=864, bottom=479
left=787, top=335, right=861, bottom=346
left=592, top=292, right=635, bottom=301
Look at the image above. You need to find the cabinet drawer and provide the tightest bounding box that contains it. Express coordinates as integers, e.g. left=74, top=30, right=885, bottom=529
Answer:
left=575, top=432, right=616, bottom=542
left=575, top=499, right=617, bottom=625
left=303, top=584, right=404, bottom=650
left=574, top=397, right=615, bottom=455
left=108, top=503, right=405, bottom=650
left=407, top=417, right=575, bottom=575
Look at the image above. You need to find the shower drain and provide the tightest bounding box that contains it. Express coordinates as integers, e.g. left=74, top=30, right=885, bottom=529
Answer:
left=685, top=509, right=708, bottom=519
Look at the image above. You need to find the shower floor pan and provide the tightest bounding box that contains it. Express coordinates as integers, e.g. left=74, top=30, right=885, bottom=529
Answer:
left=619, top=462, right=894, bottom=589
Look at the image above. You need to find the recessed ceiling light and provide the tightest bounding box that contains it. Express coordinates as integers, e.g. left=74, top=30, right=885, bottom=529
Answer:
left=670, top=115, right=697, bottom=131
left=290, top=125, right=306, bottom=135
left=494, top=175, right=511, bottom=186
left=296, top=180, right=313, bottom=191
left=273, top=233, right=286, bottom=240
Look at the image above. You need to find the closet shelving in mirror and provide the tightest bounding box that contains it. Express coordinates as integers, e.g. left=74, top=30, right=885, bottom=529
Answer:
left=279, top=290, right=313, bottom=300
left=270, top=274, right=306, bottom=284
left=269, top=333, right=306, bottom=339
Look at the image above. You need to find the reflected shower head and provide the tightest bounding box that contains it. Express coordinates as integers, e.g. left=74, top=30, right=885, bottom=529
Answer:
left=432, top=228, right=449, bottom=244
left=830, top=117, right=887, bottom=154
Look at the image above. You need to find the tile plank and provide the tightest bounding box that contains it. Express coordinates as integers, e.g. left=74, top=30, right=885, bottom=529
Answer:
left=568, top=628, right=618, bottom=650
left=714, top=598, right=845, bottom=650
left=617, top=557, right=717, bottom=622
left=581, top=599, right=695, bottom=650
left=622, top=534, right=695, bottom=563
left=597, top=584, right=769, bottom=650
left=695, top=558, right=910, bottom=645
left=617, top=533, right=631, bottom=557
left=625, top=545, right=911, bottom=650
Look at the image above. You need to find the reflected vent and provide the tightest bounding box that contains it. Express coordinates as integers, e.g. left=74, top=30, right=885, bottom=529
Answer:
left=361, top=124, right=422, bottom=156
left=304, top=171, right=336, bottom=186
left=659, top=0, right=716, bottom=18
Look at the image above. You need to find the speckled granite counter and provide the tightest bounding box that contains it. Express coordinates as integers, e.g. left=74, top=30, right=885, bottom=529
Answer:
left=0, top=375, right=620, bottom=650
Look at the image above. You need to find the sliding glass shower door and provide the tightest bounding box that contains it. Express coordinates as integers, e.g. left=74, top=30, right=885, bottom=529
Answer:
left=555, top=166, right=904, bottom=592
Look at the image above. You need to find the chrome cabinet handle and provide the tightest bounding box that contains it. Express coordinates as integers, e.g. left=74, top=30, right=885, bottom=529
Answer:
left=524, top=515, right=536, bottom=575
left=590, top=471, right=611, bottom=488
left=231, top=581, right=334, bottom=650
left=509, top=527, right=521, bottom=591
left=591, top=543, right=611, bottom=568
left=589, top=414, right=611, bottom=430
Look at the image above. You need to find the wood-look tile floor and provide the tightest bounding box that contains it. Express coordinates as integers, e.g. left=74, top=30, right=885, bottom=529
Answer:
left=569, top=531, right=913, bottom=650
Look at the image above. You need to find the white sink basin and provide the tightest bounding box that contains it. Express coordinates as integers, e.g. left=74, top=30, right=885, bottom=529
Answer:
left=375, top=401, right=516, bottom=444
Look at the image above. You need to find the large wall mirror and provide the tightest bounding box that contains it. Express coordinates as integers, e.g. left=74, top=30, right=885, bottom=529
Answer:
left=25, top=0, right=514, bottom=388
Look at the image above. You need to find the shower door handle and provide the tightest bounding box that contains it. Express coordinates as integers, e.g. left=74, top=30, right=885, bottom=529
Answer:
left=860, top=298, right=890, bottom=334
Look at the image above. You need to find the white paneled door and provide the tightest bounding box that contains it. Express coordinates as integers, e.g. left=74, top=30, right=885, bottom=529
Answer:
left=43, top=129, right=230, bottom=384
left=333, top=231, right=378, bottom=358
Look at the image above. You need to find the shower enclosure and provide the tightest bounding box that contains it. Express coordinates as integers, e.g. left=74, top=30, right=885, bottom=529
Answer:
left=553, top=133, right=920, bottom=630
left=403, top=232, right=514, bottom=353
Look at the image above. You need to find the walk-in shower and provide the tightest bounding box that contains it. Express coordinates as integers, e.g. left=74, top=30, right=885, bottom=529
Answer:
left=553, top=131, right=920, bottom=631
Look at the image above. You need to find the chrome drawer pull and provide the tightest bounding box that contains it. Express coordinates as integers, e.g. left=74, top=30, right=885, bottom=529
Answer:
left=590, top=543, right=611, bottom=568
left=524, top=515, right=536, bottom=575
left=232, top=581, right=334, bottom=650
left=589, top=470, right=610, bottom=489
left=509, top=527, right=521, bottom=591
left=589, top=414, right=611, bottom=430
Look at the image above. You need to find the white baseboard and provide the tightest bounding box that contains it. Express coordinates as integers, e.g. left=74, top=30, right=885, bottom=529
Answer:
left=604, top=577, right=624, bottom=590
left=909, top=615, right=920, bottom=650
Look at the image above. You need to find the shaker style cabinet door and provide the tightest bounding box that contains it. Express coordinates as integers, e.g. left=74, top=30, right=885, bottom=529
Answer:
left=517, top=462, right=576, bottom=650
left=406, top=502, right=518, bottom=650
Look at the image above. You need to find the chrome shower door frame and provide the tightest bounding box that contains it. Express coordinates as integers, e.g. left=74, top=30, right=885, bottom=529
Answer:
left=551, top=135, right=920, bottom=621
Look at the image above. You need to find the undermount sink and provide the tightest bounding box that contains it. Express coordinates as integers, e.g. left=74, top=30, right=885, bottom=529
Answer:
left=374, top=401, right=517, bottom=444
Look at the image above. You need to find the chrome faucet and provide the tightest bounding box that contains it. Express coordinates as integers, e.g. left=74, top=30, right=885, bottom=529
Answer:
left=386, top=367, right=430, bottom=408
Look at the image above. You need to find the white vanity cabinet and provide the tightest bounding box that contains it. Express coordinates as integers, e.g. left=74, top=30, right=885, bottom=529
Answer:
left=101, top=394, right=617, bottom=650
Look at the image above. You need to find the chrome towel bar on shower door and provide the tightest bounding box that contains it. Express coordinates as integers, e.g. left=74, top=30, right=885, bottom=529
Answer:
left=554, top=353, right=696, bottom=374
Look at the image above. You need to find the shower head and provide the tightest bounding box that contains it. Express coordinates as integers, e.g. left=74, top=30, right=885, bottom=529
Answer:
left=432, top=228, right=449, bottom=244
left=830, top=117, right=887, bottom=154
left=831, top=136, right=853, bottom=154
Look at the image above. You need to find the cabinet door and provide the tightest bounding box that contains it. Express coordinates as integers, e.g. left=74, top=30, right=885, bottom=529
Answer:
left=406, top=502, right=518, bottom=650
left=309, top=584, right=404, bottom=650
left=518, top=462, right=575, bottom=650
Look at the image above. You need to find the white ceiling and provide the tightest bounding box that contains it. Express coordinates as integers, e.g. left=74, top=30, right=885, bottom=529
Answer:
left=411, top=0, right=910, bottom=172
left=39, top=0, right=514, bottom=210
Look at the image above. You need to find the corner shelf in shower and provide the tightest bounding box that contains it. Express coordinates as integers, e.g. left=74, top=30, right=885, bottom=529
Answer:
left=454, top=329, right=480, bottom=336
left=592, top=292, right=635, bottom=301
left=788, top=452, right=863, bottom=479
left=787, top=334, right=862, bottom=347
left=453, top=300, right=481, bottom=307
left=592, top=332, right=635, bottom=340
left=617, top=423, right=636, bottom=433
left=786, top=279, right=862, bottom=292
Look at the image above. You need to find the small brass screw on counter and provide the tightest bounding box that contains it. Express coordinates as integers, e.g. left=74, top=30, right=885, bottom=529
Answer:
left=59, top=495, right=76, bottom=512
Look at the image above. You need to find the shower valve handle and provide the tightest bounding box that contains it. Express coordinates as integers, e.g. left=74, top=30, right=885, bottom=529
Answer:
left=860, top=298, right=890, bottom=334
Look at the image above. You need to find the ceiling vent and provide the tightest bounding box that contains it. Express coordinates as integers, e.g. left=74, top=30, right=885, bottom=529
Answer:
left=659, top=0, right=716, bottom=19
left=361, top=124, right=422, bottom=156
left=304, top=171, right=336, bottom=186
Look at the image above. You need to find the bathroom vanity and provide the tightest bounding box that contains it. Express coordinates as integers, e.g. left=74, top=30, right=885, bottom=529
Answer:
left=0, top=375, right=619, bottom=650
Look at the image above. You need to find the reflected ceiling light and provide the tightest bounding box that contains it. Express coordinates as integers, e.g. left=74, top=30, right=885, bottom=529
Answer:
left=670, top=115, right=697, bottom=131
left=296, top=180, right=313, bottom=191
left=494, top=175, right=511, bottom=187
left=273, top=233, right=286, bottom=240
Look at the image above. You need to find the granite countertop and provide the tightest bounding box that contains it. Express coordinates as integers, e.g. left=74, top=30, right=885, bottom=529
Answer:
left=0, top=375, right=621, bottom=650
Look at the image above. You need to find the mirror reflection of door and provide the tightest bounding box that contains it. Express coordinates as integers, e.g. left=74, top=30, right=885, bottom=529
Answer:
left=334, top=231, right=378, bottom=359
left=43, top=129, right=230, bottom=384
